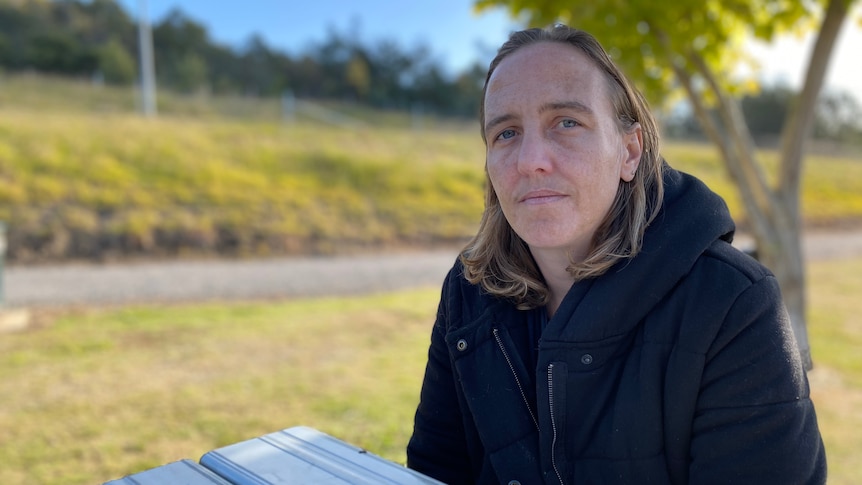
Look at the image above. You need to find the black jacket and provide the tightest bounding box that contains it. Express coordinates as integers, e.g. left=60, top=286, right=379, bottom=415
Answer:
left=407, top=167, right=826, bottom=484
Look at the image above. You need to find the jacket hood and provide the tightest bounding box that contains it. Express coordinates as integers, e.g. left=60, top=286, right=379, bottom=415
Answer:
left=545, top=164, right=736, bottom=342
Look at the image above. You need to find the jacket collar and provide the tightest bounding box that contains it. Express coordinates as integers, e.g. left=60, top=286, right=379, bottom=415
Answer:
left=545, top=165, right=736, bottom=342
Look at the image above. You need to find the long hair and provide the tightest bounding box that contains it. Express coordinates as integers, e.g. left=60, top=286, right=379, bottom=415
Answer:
left=461, top=25, right=664, bottom=309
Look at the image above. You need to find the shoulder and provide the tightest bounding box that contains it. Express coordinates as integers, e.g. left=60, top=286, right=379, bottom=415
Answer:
left=437, top=257, right=482, bottom=326
left=685, top=238, right=778, bottom=305
left=437, top=256, right=512, bottom=333
left=668, top=239, right=786, bottom=356
left=701, top=238, right=773, bottom=283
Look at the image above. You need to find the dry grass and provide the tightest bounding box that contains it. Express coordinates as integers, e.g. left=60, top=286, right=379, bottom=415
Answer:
left=0, top=291, right=439, bottom=484
left=806, top=257, right=862, bottom=484
left=1, top=255, right=859, bottom=484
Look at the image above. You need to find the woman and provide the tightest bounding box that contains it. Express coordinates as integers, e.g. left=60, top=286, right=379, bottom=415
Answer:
left=406, top=25, right=826, bottom=484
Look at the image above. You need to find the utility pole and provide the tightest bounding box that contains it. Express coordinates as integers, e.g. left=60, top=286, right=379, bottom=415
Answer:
left=137, top=0, right=157, bottom=117
left=0, top=222, right=5, bottom=307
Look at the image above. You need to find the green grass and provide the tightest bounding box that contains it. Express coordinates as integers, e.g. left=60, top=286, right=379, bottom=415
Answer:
left=661, top=141, right=862, bottom=226
left=0, top=256, right=860, bottom=484
left=0, top=108, right=486, bottom=261
left=1, top=73, right=861, bottom=263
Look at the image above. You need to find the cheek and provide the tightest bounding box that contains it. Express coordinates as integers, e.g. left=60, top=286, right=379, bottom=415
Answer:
left=486, top=157, right=510, bottom=192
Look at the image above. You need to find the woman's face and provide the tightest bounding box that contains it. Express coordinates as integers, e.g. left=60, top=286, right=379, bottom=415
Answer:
left=483, top=41, right=642, bottom=262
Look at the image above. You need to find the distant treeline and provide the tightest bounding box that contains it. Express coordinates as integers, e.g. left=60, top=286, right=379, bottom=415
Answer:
left=667, top=84, right=862, bottom=147
left=0, top=0, right=485, bottom=117
left=2, top=0, right=861, bottom=142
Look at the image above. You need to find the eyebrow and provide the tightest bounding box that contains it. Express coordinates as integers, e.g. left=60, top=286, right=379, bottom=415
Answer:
left=484, top=100, right=595, bottom=135
left=484, top=114, right=515, bottom=135
left=541, top=100, right=594, bottom=116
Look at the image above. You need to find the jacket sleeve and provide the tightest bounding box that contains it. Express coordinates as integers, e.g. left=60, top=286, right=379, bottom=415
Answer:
left=406, top=271, right=476, bottom=485
left=688, top=274, right=827, bottom=484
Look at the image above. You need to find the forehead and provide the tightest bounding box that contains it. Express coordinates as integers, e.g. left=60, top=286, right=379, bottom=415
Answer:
left=484, top=41, right=612, bottom=115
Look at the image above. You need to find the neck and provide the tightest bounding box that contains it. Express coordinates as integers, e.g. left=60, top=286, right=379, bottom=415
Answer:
left=531, top=248, right=577, bottom=318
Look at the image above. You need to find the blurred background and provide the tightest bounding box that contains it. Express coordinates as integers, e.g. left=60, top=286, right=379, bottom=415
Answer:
left=0, top=1, right=860, bottom=484
left=0, top=0, right=859, bottom=264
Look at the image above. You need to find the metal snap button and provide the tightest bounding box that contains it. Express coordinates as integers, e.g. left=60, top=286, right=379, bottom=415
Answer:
left=456, top=339, right=468, bottom=351
left=508, top=481, right=521, bottom=485
left=581, top=353, right=594, bottom=365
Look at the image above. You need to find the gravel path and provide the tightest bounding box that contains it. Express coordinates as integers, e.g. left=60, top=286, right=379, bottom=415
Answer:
left=3, top=250, right=460, bottom=308
left=4, top=230, right=862, bottom=309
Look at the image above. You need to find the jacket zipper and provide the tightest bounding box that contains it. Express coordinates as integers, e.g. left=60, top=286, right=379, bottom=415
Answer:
left=548, top=363, right=564, bottom=485
left=492, top=327, right=539, bottom=430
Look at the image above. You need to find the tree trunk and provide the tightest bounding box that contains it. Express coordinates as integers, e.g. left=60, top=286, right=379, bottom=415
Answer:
left=769, top=0, right=849, bottom=370
left=659, top=0, right=849, bottom=371
left=755, top=206, right=811, bottom=370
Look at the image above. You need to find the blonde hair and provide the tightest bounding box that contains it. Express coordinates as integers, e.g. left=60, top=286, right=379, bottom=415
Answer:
left=461, top=25, right=664, bottom=309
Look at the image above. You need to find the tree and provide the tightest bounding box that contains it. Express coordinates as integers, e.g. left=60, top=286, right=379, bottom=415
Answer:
left=97, top=37, right=135, bottom=84
left=477, top=0, right=859, bottom=369
left=815, top=89, right=862, bottom=143
left=27, top=30, right=97, bottom=74
left=237, top=34, right=289, bottom=96
left=667, top=84, right=862, bottom=145
left=741, top=83, right=794, bottom=138
left=152, top=8, right=211, bottom=93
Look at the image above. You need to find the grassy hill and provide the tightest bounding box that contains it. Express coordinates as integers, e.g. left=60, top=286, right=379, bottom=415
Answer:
left=1, top=74, right=860, bottom=263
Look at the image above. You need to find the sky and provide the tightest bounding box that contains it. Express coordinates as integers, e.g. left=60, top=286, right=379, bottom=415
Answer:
left=117, top=0, right=862, bottom=102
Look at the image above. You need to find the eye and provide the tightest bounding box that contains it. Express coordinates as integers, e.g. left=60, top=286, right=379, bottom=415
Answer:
left=560, top=118, right=579, bottom=128
left=495, top=129, right=517, bottom=141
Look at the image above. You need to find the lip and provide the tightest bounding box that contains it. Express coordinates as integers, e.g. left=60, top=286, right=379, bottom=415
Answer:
left=519, top=189, right=567, bottom=205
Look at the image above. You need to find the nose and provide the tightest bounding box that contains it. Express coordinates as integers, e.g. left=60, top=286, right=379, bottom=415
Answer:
left=516, top=130, right=553, bottom=175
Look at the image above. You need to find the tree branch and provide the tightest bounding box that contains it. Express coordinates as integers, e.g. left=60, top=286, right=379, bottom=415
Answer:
left=652, top=25, right=775, bottom=240
left=671, top=61, right=765, bottom=232
left=684, top=49, right=775, bottom=216
left=778, top=0, right=850, bottom=207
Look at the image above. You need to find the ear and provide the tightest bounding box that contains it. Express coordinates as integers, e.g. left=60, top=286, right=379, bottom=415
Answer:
left=619, top=123, right=642, bottom=182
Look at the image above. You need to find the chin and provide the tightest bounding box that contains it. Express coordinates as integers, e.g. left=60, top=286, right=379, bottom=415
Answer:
left=522, top=235, right=578, bottom=252
left=517, top=227, right=589, bottom=257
